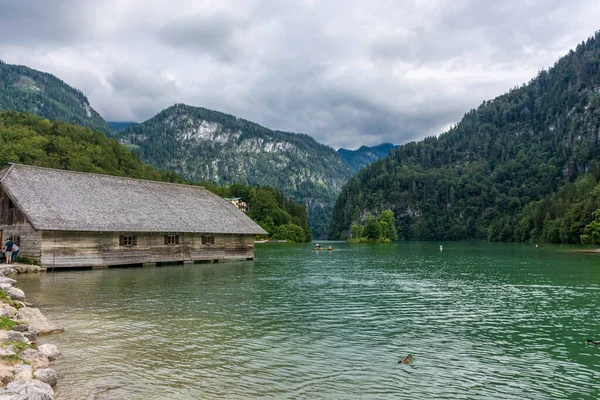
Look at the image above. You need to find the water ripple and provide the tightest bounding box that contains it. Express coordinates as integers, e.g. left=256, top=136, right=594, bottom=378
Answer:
left=15, top=242, right=600, bottom=399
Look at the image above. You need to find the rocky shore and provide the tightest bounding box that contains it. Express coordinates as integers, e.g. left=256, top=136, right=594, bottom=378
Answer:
left=0, top=264, right=63, bottom=400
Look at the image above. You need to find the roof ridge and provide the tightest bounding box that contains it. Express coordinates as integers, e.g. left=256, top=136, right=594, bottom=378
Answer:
left=6, top=163, right=205, bottom=190
left=0, top=164, right=38, bottom=230
left=0, top=164, right=15, bottom=183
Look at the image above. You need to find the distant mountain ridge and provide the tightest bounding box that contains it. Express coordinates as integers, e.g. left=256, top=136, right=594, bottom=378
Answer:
left=338, top=143, right=397, bottom=171
left=119, top=104, right=355, bottom=238
left=0, top=61, right=115, bottom=136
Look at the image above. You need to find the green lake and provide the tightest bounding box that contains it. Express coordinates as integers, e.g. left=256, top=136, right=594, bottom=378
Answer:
left=16, top=242, right=600, bottom=399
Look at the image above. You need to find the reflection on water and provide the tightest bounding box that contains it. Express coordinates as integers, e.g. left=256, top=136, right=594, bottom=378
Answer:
left=17, top=242, right=600, bottom=399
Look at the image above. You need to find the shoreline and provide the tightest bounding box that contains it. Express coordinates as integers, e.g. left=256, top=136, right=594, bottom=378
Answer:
left=0, top=263, right=63, bottom=400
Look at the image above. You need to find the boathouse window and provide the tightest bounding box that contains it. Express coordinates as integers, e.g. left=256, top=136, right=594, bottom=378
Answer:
left=7, top=199, right=14, bottom=209
left=12, top=236, right=20, bottom=246
left=164, top=235, right=179, bottom=245
left=119, top=235, right=137, bottom=247
left=202, top=235, right=214, bottom=245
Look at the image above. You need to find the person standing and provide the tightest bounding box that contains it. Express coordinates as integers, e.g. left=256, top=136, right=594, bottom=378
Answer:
left=11, top=243, right=19, bottom=263
left=3, top=239, right=13, bottom=264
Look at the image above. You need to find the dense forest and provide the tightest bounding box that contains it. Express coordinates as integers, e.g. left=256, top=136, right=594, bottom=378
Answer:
left=0, top=61, right=115, bottom=136
left=203, top=183, right=312, bottom=242
left=119, top=103, right=355, bottom=238
left=329, top=32, right=600, bottom=244
left=0, top=112, right=310, bottom=241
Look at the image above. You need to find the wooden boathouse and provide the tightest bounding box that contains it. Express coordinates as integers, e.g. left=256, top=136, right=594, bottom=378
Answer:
left=0, top=164, right=267, bottom=269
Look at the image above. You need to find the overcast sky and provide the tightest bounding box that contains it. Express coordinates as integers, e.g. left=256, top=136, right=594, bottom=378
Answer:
left=1, top=0, right=599, bottom=149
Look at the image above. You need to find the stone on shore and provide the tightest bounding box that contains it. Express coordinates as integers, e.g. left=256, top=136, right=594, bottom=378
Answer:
left=19, top=349, right=49, bottom=369
left=0, top=278, right=17, bottom=287
left=0, top=331, right=28, bottom=344
left=0, top=365, right=13, bottom=385
left=12, top=365, right=32, bottom=382
left=0, top=269, right=16, bottom=277
left=4, top=288, right=24, bottom=302
left=22, top=330, right=37, bottom=344
left=15, top=309, right=63, bottom=335
left=0, top=307, right=17, bottom=319
left=10, top=325, right=27, bottom=333
left=0, top=390, right=22, bottom=400
left=5, top=380, right=54, bottom=400
left=0, top=349, right=16, bottom=358
left=37, top=345, right=60, bottom=362
left=33, top=369, right=58, bottom=388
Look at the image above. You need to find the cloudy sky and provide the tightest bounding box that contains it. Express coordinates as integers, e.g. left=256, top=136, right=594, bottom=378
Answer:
left=1, top=0, right=599, bottom=149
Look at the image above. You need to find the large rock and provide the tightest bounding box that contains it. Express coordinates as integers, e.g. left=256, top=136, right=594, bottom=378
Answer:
left=37, top=345, right=60, bottom=362
left=0, top=283, right=12, bottom=292
left=19, top=349, right=49, bottom=369
left=12, top=364, right=32, bottom=382
left=15, top=309, right=63, bottom=335
left=4, top=288, right=24, bottom=302
left=0, top=364, right=14, bottom=385
left=0, top=277, right=17, bottom=286
left=5, top=380, right=54, bottom=400
left=0, top=348, right=16, bottom=358
left=0, top=331, right=28, bottom=344
left=0, top=268, right=16, bottom=276
left=23, top=330, right=37, bottom=343
left=33, top=369, right=58, bottom=387
left=11, top=324, right=28, bottom=333
left=0, top=306, right=18, bottom=318
left=0, top=389, right=22, bottom=400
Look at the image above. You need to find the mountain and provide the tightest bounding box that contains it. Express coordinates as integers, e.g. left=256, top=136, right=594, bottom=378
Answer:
left=108, top=121, right=139, bottom=132
left=0, top=111, right=311, bottom=241
left=0, top=61, right=115, bottom=136
left=338, top=143, right=397, bottom=171
left=118, top=104, right=355, bottom=238
left=329, top=32, right=600, bottom=243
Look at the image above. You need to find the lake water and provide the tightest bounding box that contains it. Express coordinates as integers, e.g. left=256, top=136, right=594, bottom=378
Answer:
left=16, top=242, right=600, bottom=399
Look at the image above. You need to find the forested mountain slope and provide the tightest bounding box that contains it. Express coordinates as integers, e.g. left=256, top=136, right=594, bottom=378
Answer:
left=337, top=143, right=397, bottom=171
left=0, top=111, right=182, bottom=182
left=329, top=32, right=600, bottom=243
left=0, top=111, right=311, bottom=242
left=0, top=61, right=115, bottom=136
left=119, top=104, right=355, bottom=238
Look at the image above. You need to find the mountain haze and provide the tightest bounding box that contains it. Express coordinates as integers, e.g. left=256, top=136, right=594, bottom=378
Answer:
left=119, top=104, right=355, bottom=238
left=0, top=61, right=115, bottom=136
left=337, top=143, right=397, bottom=171
left=329, top=32, right=600, bottom=243
left=108, top=121, right=139, bottom=132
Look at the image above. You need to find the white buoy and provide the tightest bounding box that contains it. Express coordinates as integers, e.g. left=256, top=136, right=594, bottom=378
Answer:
left=440, top=245, right=443, bottom=251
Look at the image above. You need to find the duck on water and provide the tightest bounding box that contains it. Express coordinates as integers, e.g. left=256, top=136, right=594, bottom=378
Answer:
left=398, top=354, right=412, bottom=364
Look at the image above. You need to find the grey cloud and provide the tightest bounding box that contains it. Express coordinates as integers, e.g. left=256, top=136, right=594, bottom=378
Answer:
left=0, top=0, right=93, bottom=46
left=1, top=0, right=600, bottom=149
left=108, top=66, right=178, bottom=99
left=157, top=12, right=248, bottom=62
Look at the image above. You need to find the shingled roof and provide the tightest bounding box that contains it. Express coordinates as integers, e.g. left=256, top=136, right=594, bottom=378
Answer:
left=0, top=164, right=267, bottom=235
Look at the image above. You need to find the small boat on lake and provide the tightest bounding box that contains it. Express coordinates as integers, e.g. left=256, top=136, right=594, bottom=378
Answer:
left=313, top=245, right=333, bottom=251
